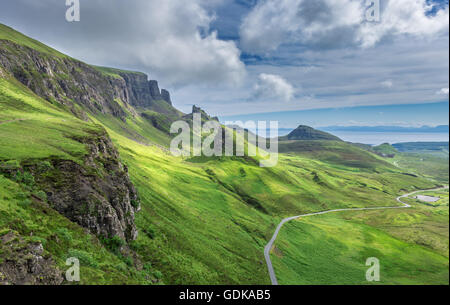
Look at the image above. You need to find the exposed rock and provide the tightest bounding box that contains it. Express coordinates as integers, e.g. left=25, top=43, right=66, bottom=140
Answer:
left=0, top=40, right=127, bottom=119
left=161, top=89, right=172, bottom=105
left=29, top=129, right=140, bottom=242
left=0, top=231, right=63, bottom=285
left=148, top=80, right=162, bottom=100
left=117, top=72, right=156, bottom=108
left=192, top=105, right=203, bottom=114
left=0, top=40, right=175, bottom=118
left=183, top=105, right=218, bottom=122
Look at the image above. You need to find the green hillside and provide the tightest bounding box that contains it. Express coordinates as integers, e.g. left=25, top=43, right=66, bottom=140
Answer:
left=0, top=24, right=448, bottom=285
left=373, top=143, right=398, bottom=156
left=0, top=24, right=70, bottom=59
left=278, top=140, right=393, bottom=170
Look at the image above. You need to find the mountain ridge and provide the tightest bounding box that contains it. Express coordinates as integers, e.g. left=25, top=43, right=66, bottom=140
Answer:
left=280, top=125, right=342, bottom=141
left=0, top=23, right=177, bottom=120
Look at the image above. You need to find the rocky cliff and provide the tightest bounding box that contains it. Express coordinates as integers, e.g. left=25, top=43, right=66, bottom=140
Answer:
left=0, top=40, right=173, bottom=120
left=115, top=70, right=172, bottom=108
left=0, top=128, right=140, bottom=243
left=34, top=129, right=140, bottom=242
left=0, top=231, right=63, bottom=285
left=183, top=105, right=219, bottom=122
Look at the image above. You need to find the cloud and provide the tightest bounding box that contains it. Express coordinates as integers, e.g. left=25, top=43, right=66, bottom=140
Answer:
left=1, top=0, right=448, bottom=117
left=436, top=87, right=449, bottom=95
left=254, top=73, right=295, bottom=102
left=380, top=80, right=393, bottom=88
left=358, top=0, right=450, bottom=48
left=240, top=0, right=449, bottom=54
left=0, top=0, right=246, bottom=87
left=189, top=35, right=448, bottom=116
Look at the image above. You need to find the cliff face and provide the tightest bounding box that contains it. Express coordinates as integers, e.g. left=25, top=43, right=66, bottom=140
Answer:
left=0, top=40, right=173, bottom=120
left=116, top=71, right=172, bottom=108
left=0, top=40, right=125, bottom=119
left=0, top=231, right=63, bottom=285
left=0, top=128, right=140, bottom=243
left=0, top=38, right=170, bottom=247
left=31, top=129, right=140, bottom=242
left=161, top=89, right=172, bottom=105
left=183, top=105, right=219, bottom=122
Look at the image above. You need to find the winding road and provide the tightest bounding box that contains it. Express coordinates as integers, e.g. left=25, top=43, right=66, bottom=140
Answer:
left=264, top=186, right=449, bottom=285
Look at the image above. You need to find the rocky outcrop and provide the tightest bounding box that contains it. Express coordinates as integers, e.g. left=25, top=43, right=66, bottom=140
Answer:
left=183, top=105, right=219, bottom=122
left=0, top=231, right=63, bottom=285
left=148, top=80, right=162, bottom=101
left=115, top=71, right=169, bottom=108
left=0, top=40, right=128, bottom=119
left=116, top=74, right=172, bottom=107
left=161, top=89, right=172, bottom=105
left=27, top=129, right=140, bottom=243
left=0, top=39, right=174, bottom=118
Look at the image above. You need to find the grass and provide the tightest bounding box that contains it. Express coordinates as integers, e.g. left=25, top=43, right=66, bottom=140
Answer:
left=414, top=189, right=449, bottom=207
left=271, top=188, right=449, bottom=285
left=92, top=66, right=146, bottom=80
left=278, top=140, right=394, bottom=171
left=3, top=69, right=441, bottom=284
left=373, top=143, right=398, bottom=155
left=390, top=153, right=449, bottom=183
left=0, top=175, right=155, bottom=284
left=0, top=24, right=69, bottom=59
left=1, top=24, right=448, bottom=285
left=0, top=74, right=444, bottom=283
left=271, top=211, right=448, bottom=285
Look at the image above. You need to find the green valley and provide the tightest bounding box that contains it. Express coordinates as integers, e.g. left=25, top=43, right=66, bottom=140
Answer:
left=0, top=23, right=448, bottom=286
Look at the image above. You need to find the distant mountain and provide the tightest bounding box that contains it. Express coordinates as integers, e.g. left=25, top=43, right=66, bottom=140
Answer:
left=320, top=125, right=449, bottom=133
left=280, top=125, right=342, bottom=141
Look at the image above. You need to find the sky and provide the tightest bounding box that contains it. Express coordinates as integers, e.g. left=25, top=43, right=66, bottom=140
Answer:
left=0, top=0, right=449, bottom=128
left=221, top=101, right=449, bottom=128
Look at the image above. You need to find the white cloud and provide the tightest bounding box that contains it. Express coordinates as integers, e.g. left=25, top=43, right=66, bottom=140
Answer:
left=1, top=0, right=246, bottom=87
left=89, top=0, right=246, bottom=86
left=254, top=73, right=295, bottom=102
left=436, top=88, right=449, bottom=95
left=185, top=36, right=448, bottom=116
left=240, top=0, right=449, bottom=54
left=358, top=0, right=450, bottom=48
left=380, top=80, right=393, bottom=88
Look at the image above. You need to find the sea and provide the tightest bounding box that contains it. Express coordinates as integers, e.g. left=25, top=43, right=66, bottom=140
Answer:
left=323, top=132, right=449, bottom=145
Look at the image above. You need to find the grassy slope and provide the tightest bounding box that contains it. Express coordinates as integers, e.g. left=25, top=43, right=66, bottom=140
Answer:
left=373, top=143, right=398, bottom=155
left=0, top=24, right=69, bottom=59
left=92, top=66, right=146, bottom=79
left=1, top=24, right=448, bottom=284
left=355, top=141, right=449, bottom=183
left=271, top=140, right=448, bottom=285
left=3, top=69, right=443, bottom=284
left=279, top=140, right=395, bottom=170
left=391, top=153, right=449, bottom=183
left=0, top=74, right=158, bottom=284
left=271, top=189, right=449, bottom=285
